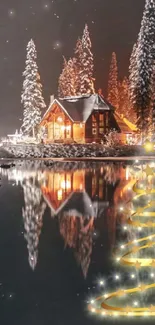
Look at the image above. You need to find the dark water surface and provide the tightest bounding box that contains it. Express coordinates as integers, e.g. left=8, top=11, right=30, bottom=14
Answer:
left=0, top=160, right=155, bottom=325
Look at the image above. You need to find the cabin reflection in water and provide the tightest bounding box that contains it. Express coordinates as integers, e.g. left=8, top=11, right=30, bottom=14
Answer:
left=0, top=164, right=135, bottom=277
left=39, top=166, right=124, bottom=218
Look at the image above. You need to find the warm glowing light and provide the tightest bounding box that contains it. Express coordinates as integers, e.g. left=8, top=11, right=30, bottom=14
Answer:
left=99, top=281, right=104, bottom=286
left=61, top=180, right=71, bottom=190
left=116, top=257, right=121, bottom=262
left=88, top=165, right=155, bottom=318
left=133, top=301, right=139, bottom=306
left=143, top=140, right=154, bottom=152
left=57, top=116, right=63, bottom=123
left=102, top=311, right=106, bottom=316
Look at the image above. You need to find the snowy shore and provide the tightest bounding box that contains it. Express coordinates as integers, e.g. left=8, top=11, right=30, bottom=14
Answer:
left=0, top=143, right=152, bottom=159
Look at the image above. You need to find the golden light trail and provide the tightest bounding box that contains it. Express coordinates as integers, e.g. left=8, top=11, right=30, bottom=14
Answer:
left=88, top=164, right=155, bottom=317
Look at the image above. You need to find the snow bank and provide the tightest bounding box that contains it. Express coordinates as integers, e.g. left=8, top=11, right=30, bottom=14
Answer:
left=0, top=143, right=149, bottom=159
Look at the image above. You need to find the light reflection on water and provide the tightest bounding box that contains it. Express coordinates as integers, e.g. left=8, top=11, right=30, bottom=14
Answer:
left=0, top=162, right=136, bottom=274
left=0, top=161, right=155, bottom=324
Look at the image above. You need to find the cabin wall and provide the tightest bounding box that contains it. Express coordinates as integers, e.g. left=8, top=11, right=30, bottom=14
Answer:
left=85, top=110, right=111, bottom=143
left=109, top=113, right=121, bottom=132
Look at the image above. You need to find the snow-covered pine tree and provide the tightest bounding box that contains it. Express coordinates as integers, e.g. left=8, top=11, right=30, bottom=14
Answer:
left=118, top=77, right=136, bottom=124
left=22, top=177, right=46, bottom=270
left=129, top=43, right=138, bottom=109
left=21, top=39, right=46, bottom=137
left=129, top=0, right=155, bottom=135
left=133, top=26, right=152, bottom=133
left=75, top=24, right=95, bottom=95
left=107, top=52, right=119, bottom=109
left=58, top=57, right=77, bottom=98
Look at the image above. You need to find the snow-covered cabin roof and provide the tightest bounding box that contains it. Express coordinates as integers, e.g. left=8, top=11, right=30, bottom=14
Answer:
left=114, top=112, right=137, bottom=134
left=59, top=192, right=96, bottom=218
left=41, top=94, right=114, bottom=124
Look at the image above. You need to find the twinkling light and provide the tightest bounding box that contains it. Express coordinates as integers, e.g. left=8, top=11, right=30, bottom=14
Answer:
left=8, top=9, right=15, bottom=17
left=133, top=301, right=139, bottom=306
left=88, top=167, right=155, bottom=318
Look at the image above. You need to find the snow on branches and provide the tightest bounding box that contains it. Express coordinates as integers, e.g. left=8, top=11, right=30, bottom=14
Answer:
left=107, top=52, right=119, bottom=109
left=21, top=39, right=46, bottom=137
left=58, top=57, right=77, bottom=97
left=129, top=0, right=155, bottom=134
left=76, top=24, right=95, bottom=95
left=58, top=24, right=95, bottom=98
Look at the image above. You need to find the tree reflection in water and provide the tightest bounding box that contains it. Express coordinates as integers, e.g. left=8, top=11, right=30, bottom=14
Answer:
left=0, top=161, right=141, bottom=277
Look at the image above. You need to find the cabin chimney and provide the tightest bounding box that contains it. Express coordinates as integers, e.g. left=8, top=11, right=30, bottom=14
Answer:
left=50, top=95, right=54, bottom=103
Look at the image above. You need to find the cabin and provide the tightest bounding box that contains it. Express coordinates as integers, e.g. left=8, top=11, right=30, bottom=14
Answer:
left=40, top=94, right=137, bottom=144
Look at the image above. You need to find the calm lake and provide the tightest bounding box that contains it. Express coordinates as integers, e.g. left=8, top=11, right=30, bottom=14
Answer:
left=0, top=160, right=155, bottom=325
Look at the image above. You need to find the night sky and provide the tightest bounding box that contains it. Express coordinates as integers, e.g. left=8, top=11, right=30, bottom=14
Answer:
left=0, top=0, right=145, bottom=136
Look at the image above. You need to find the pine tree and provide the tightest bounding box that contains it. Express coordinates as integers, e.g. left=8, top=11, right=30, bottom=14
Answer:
left=129, top=0, right=155, bottom=135
left=107, top=52, right=119, bottom=109
left=129, top=43, right=138, bottom=107
left=58, top=57, right=77, bottom=98
left=21, top=39, right=46, bottom=137
left=131, top=27, right=153, bottom=133
left=118, top=77, right=136, bottom=124
left=75, top=24, right=95, bottom=95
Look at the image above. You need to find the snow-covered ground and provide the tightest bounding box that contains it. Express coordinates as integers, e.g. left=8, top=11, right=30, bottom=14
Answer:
left=0, top=143, right=151, bottom=159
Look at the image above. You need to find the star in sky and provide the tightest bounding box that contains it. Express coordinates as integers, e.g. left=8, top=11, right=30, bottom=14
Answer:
left=8, top=9, right=15, bottom=17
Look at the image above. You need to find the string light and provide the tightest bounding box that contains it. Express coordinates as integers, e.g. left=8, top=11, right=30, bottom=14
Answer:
left=88, top=166, right=155, bottom=318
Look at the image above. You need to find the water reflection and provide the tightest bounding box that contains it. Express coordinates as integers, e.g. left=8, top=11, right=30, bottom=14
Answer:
left=22, top=178, right=46, bottom=270
left=0, top=162, right=136, bottom=277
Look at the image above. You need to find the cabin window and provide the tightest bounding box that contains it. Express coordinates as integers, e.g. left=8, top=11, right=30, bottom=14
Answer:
left=99, top=114, right=104, bottom=127
left=92, top=128, right=97, bottom=135
left=92, top=114, right=97, bottom=136
left=99, top=128, right=104, bottom=134
left=105, top=112, right=109, bottom=127
left=92, top=114, right=97, bottom=126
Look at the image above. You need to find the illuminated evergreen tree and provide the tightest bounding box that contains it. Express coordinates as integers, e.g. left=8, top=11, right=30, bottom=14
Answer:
left=129, top=0, right=155, bottom=135
left=75, top=24, right=95, bottom=95
left=58, top=57, right=77, bottom=98
left=118, top=77, right=136, bottom=124
left=21, top=39, right=46, bottom=137
left=129, top=43, right=138, bottom=110
left=58, top=24, right=95, bottom=97
left=107, top=52, right=119, bottom=109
